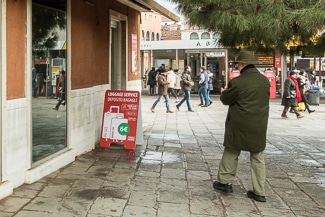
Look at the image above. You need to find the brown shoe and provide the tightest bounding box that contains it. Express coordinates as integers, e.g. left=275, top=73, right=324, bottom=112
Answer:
left=201, top=105, right=208, bottom=107
left=281, top=115, right=288, bottom=119
left=297, top=115, right=304, bottom=119
left=166, top=110, right=174, bottom=113
left=198, top=103, right=203, bottom=106
left=188, top=110, right=195, bottom=112
left=150, top=108, right=155, bottom=113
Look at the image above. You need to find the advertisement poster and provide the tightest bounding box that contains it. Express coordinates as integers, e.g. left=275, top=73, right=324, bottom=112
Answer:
left=132, top=34, right=138, bottom=74
left=100, top=90, right=140, bottom=150
left=274, top=51, right=281, bottom=68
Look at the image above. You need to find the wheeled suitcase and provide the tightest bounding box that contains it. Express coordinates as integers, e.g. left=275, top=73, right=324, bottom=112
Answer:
left=307, top=90, right=320, bottom=105
left=101, top=106, right=124, bottom=140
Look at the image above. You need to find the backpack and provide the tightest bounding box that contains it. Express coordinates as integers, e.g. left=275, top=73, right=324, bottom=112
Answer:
left=180, top=71, right=186, bottom=87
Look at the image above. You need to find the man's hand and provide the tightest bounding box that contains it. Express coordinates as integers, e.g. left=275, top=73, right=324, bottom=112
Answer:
left=220, top=86, right=228, bottom=93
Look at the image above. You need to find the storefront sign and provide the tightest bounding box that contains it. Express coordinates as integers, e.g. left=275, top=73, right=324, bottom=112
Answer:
left=100, top=90, right=140, bottom=150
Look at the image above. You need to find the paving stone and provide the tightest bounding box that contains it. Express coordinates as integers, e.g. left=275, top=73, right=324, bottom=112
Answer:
left=157, top=202, right=190, bottom=217
left=122, top=205, right=157, bottom=217
left=22, top=197, right=61, bottom=212
left=128, top=190, right=157, bottom=207
left=157, top=190, right=189, bottom=203
left=89, top=197, right=127, bottom=216
left=0, top=197, right=30, bottom=212
left=38, top=184, right=71, bottom=198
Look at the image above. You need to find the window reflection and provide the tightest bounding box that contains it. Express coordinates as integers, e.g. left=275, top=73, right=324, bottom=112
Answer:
left=32, top=1, right=67, bottom=163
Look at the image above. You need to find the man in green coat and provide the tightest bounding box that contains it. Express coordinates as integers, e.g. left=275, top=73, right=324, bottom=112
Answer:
left=213, top=50, right=270, bottom=202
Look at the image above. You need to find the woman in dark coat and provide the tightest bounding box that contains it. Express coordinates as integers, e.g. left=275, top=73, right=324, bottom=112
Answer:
left=147, top=67, right=157, bottom=96
left=297, top=70, right=315, bottom=113
left=281, top=70, right=303, bottom=118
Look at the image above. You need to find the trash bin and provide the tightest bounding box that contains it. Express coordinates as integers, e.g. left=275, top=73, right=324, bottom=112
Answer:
left=307, top=90, right=320, bottom=106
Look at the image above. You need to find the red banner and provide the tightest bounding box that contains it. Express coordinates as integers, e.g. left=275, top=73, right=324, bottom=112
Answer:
left=100, top=90, right=140, bottom=150
left=274, top=51, right=281, bottom=68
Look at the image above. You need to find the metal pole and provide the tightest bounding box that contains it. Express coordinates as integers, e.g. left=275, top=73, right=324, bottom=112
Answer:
left=225, top=49, right=228, bottom=86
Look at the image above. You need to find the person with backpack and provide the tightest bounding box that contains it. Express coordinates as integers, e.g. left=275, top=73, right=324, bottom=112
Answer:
left=176, top=66, right=194, bottom=112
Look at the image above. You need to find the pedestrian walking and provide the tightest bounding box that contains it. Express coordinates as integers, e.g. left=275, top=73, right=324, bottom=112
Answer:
left=198, top=66, right=209, bottom=107
left=32, top=68, right=37, bottom=97
left=147, top=67, right=157, bottom=96
left=213, top=50, right=270, bottom=202
left=53, top=70, right=67, bottom=111
left=281, top=70, right=304, bottom=119
left=167, top=68, right=179, bottom=102
left=207, top=70, right=213, bottom=106
left=297, top=69, right=315, bottom=113
left=36, top=71, right=44, bottom=97
left=176, top=66, right=194, bottom=112
left=173, top=69, right=182, bottom=97
left=150, top=70, right=173, bottom=113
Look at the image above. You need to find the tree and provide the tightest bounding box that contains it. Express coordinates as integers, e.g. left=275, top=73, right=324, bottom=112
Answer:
left=32, top=3, right=66, bottom=56
left=169, top=0, right=325, bottom=54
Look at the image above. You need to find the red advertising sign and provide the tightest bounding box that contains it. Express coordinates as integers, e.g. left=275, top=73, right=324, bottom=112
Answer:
left=274, top=51, right=281, bottom=68
left=131, top=34, right=138, bottom=74
left=100, top=90, right=140, bottom=150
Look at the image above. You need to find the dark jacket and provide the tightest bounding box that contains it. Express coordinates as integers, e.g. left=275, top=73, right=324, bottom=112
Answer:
left=220, top=65, right=270, bottom=152
left=281, top=78, right=298, bottom=107
left=147, top=69, right=157, bottom=86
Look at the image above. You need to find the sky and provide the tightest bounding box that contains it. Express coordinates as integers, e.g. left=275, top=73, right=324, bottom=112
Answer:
left=155, top=0, right=180, bottom=15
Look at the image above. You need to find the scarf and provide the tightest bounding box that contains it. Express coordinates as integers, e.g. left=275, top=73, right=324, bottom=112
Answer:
left=289, top=75, right=302, bottom=102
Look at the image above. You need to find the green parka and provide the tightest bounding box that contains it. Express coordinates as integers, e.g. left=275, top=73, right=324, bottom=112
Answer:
left=220, top=65, right=270, bottom=153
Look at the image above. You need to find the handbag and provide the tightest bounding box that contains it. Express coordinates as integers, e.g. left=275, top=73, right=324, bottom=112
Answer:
left=297, top=102, right=305, bottom=111
left=289, top=90, right=296, bottom=98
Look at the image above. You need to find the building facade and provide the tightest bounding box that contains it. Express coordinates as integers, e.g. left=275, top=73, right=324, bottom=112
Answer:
left=0, top=0, right=178, bottom=200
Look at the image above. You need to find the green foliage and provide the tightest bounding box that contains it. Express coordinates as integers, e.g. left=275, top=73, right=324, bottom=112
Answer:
left=169, top=0, right=325, bottom=54
left=32, top=3, right=66, bottom=55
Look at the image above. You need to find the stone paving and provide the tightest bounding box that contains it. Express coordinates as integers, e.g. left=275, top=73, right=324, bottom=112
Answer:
left=0, top=94, right=325, bottom=217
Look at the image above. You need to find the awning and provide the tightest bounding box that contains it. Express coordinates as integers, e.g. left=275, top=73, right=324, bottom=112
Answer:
left=116, top=0, right=180, bottom=22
